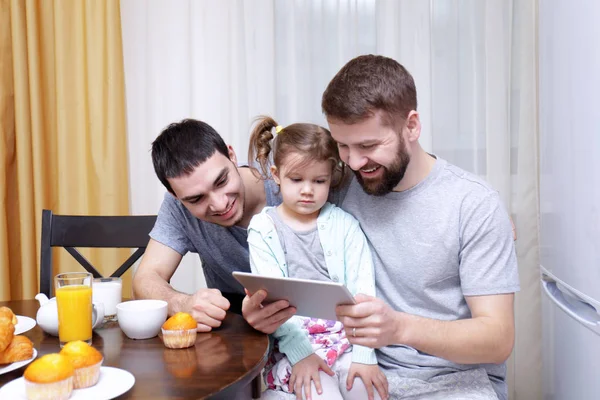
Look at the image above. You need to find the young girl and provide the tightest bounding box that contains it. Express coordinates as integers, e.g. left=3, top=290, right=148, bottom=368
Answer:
left=247, top=116, right=387, bottom=400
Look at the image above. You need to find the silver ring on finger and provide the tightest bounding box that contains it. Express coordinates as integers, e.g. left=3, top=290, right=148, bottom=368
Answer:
left=352, top=327, right=356, bottom=337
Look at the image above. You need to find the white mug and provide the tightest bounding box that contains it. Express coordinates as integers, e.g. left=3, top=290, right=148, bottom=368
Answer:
left=92, top=277, right=123, bottom=322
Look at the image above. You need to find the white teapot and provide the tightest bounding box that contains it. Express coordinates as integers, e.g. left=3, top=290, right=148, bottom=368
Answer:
left=34, top=293, right=105, bottom=336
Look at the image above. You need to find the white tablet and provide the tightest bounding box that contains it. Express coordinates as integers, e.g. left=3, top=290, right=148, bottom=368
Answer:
left=232, top=271, right=356, bottom=321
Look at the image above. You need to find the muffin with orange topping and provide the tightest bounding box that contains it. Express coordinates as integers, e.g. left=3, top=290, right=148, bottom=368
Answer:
left=24, top=353, right=74, bottom=400
left=60, top=341, right=103, bottom=389
left=161, top=312, right=197, bottom=349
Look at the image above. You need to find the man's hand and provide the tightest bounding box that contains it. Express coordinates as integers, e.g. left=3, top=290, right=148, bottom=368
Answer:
left=187, top=288, right=230, bottom=332
left=339, top=293, right=515, bottom=365
left=289, top=354, right=334, bottom=400
left=347, top=363, right=388, bottom=400
left=336, top=294, right=401, bottom=349
left=241, top=289, right=296, bottom=334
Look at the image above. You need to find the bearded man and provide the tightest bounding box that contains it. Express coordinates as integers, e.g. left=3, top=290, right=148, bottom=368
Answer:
left=244, top=55, right=519, bottom=400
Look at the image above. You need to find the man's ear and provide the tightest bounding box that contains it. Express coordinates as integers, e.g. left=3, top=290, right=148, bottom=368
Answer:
left=270, top=165, right=280, bottom=185
left=405, top=111, right=421, bottom=142
left=227, top=145, right=238, bottom=164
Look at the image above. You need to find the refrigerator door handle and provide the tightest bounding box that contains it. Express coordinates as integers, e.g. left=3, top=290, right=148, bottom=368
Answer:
left=542, top=277, right=600, bottom=328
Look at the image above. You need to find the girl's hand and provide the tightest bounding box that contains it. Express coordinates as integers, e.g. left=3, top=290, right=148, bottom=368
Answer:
left=289, top=354, right=334, bottom=400
left=347, top=362, right=389, bottom=400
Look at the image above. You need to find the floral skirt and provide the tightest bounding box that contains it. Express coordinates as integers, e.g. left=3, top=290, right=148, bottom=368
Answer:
left=264, top=318, right=351, bottom=392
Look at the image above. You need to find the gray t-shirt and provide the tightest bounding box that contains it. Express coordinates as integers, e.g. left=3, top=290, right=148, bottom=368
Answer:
left=339, top=156, right=519, bottom=400
left=266, top=207, right=330, bottom=282
left=149, top=172, right=282, bottom=295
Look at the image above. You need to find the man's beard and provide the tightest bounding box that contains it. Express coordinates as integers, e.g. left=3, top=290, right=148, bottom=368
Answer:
left=354, top=147, right=410, bottom=196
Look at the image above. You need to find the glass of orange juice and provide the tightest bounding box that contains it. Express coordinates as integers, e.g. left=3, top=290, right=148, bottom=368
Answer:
left=55, top=272, right=93, bottom=347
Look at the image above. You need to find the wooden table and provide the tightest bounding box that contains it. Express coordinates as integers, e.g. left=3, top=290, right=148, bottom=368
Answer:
left=0, top=300, right=270, bottom=399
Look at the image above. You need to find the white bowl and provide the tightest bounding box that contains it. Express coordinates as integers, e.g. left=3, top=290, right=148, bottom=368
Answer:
left=116, top=300, right=168, bottom=340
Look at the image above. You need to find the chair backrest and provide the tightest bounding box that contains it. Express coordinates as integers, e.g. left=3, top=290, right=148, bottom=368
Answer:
left=40, top=209, right=157, bottom=297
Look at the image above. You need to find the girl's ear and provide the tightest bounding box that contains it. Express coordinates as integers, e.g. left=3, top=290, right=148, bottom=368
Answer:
left=270, top=165, right=281, bottom=185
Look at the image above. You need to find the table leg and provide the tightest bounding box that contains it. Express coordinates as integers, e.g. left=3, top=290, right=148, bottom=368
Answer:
left=252, top=375, right=262, bottom=398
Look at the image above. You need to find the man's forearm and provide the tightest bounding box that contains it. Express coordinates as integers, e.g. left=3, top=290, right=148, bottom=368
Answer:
left=397, top=312, right=514, bottom=364
left=133, top=271, right=191, bottom=316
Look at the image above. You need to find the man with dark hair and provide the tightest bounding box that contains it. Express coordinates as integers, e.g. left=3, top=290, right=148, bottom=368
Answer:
left=151, top=119, right=231, bottom=195
left=244, top=55, right=519, bottom=399
left=133, top=118, right=290, bottom=331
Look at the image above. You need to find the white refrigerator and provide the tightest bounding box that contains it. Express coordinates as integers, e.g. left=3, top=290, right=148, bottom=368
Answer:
left=539, top=1, right=600, bottom=399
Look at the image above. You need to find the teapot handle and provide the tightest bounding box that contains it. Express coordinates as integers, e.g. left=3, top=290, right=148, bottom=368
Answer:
left=92, top=302, right=105, bottom=329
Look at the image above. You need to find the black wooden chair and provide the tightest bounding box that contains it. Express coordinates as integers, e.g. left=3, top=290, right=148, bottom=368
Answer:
left=40, top=209, right=157, bottom=297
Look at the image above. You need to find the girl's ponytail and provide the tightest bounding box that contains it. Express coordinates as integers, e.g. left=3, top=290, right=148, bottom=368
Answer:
left=248, top=116, right=279, bottom=179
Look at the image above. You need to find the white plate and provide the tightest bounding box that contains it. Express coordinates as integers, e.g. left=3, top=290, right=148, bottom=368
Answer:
left=0, top=366, right=135, bottom=400
left=14, top=316, right=36, bottom=335
left=0, top=348, right=37, bottom=376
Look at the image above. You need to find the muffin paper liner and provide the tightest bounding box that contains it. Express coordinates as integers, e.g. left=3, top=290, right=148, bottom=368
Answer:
left=25, top=376, right=73, bottom=400
left=161, top=328, right=197, bottom=349
left=73, top=358, right=103, bottom=389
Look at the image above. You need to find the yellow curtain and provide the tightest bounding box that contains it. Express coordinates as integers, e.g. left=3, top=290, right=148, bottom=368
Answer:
left=0, top=0, right=131, bottom=301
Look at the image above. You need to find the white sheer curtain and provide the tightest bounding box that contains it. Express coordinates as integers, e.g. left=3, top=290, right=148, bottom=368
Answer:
left=120, top=1, right=540, bottom=398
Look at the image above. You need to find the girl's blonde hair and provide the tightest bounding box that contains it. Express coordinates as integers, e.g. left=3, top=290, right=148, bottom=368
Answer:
left=248, top=116, right=344, bottom=187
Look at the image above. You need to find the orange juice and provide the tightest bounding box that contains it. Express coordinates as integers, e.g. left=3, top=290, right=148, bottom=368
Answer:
left=56, top=285, right=93, bottom=344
